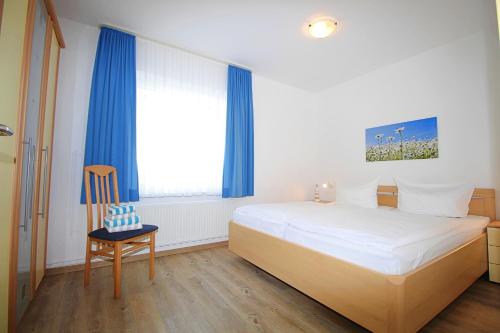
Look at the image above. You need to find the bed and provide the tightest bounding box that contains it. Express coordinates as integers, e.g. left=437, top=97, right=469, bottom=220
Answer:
left=228, top=186, right=496, bottom=333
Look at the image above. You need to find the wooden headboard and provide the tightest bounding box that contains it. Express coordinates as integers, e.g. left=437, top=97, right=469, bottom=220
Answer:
left=377, top=185, right=496, bottom=221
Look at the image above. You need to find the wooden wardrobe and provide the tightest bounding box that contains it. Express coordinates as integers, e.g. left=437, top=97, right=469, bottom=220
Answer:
left=6, top=0, right=64, bottom=331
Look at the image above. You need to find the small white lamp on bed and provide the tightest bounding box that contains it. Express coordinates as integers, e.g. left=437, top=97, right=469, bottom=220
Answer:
left=314, top=182, right=334, bottom=203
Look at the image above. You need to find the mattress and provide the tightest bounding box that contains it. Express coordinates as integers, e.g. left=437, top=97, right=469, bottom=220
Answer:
left=232, top=202, right=489, bottom=275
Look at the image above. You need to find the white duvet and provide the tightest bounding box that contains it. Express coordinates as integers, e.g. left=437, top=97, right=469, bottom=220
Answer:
left=233, top=202, right=489, bottom=274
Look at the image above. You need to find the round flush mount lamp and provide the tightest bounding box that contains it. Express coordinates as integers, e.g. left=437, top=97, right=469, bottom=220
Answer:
left=308, top=18, right=338, bottom=39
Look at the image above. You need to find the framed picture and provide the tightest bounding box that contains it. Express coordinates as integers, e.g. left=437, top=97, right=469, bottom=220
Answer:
left=365, top=117, right=438, bottom=162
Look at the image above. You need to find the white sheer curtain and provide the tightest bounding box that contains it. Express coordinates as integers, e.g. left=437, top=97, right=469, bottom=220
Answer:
left=136, top=38, right=227, bottom=197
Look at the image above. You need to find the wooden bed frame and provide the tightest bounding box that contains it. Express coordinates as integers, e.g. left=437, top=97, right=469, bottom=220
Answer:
left=228, top=186, right=496, bottom=333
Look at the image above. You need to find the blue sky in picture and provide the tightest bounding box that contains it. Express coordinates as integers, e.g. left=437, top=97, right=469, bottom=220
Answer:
left=365, top=117, right=438, bottom=147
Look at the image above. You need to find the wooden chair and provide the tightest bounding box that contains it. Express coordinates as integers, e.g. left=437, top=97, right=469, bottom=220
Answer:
left=83, top=165, right=158, bottom=298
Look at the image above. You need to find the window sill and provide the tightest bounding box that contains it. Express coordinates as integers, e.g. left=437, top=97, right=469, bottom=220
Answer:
left=136, top=195, right=228, bottom=206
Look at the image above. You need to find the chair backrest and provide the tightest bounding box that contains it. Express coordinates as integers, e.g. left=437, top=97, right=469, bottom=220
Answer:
left=84, top=165, right=120, bottom=233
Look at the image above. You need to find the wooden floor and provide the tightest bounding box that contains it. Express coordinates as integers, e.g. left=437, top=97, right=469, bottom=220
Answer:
left=19, top=246, right=500, bottom=333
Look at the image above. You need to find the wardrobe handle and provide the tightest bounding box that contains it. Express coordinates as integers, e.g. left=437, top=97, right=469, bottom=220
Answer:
left=28, top=144, right=36, bottom=220
left=20, top=138, right=32, bottom=232
left=38, top=146, right=49, bottom=218
left=0, top=124, right=14, bottom=136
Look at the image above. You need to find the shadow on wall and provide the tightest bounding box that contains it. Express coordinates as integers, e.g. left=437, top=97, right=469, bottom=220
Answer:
left=485, top=6, right=500, bottom=219
left=486, top=24, right=500, bottom=218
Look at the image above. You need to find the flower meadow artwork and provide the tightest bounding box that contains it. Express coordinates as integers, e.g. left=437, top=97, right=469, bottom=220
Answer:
left=365, top=117, right=438, bottom=162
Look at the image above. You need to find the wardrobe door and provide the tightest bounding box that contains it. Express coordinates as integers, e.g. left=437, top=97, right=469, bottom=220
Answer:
left=16, top=0, right=46, bottom=322
left=34, top=26, right=59, bottom=290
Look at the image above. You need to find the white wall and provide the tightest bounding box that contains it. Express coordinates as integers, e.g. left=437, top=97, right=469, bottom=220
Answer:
left=47, top=19, right=98, bottom=267
left=49, top=11, right=500, bottom=268
left=316, top=29, right=500, bottom=214
left=485, top=8, right=500, bottom=218
left=47, top=18, right=318, bottom=268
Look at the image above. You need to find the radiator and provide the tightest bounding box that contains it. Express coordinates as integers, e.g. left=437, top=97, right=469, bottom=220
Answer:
left=136, top=199, right=239, bottom=250
left=46, top=199, right=244, bottom=268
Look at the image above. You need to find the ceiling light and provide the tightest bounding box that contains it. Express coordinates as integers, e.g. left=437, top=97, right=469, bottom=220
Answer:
left=308, top=18, right=338, bottom=39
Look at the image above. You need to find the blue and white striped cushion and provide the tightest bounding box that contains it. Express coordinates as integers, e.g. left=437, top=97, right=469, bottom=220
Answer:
left=105, top=222, right=143, bottom=233
left=108, top=204, right=136, bottom=216
left=106, top=212, right=136, bottom=221
left=104, top=215, right=141, bottom=228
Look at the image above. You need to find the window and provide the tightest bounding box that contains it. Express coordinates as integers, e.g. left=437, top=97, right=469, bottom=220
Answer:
left=136, top=38, right=227, bottom=197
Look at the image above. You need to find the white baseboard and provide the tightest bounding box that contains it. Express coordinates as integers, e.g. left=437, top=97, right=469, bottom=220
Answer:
left=46, top=236, right=228, bottom=269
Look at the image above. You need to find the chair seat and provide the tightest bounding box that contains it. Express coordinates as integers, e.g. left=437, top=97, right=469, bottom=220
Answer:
left=88, top=224, right=158, bottom=241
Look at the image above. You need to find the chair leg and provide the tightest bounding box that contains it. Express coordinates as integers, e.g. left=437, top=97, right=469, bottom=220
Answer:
left=84, top=237, right=91, bottom=287
left=149, top=232, right=155, bottom=280
left=113, top=241, right=122, bottom=299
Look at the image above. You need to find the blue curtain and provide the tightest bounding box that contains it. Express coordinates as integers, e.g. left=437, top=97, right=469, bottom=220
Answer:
left=222, top=65, right=254, bottom=198
left=80, top=27, right=139, bottom=203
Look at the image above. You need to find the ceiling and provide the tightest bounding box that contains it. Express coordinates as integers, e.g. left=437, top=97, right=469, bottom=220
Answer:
left=54, top=0, right=494, bottom=92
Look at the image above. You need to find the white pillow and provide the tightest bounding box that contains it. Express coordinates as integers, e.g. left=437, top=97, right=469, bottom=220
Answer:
left=336, top=178, right=379, bottom=209
left=395, top=178, right=474, bottom=218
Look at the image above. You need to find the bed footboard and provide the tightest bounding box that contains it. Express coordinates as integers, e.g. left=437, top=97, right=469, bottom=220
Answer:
left=395, top=233, right=487, bottom=332
left=228, top=222, right=487, bottom=333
